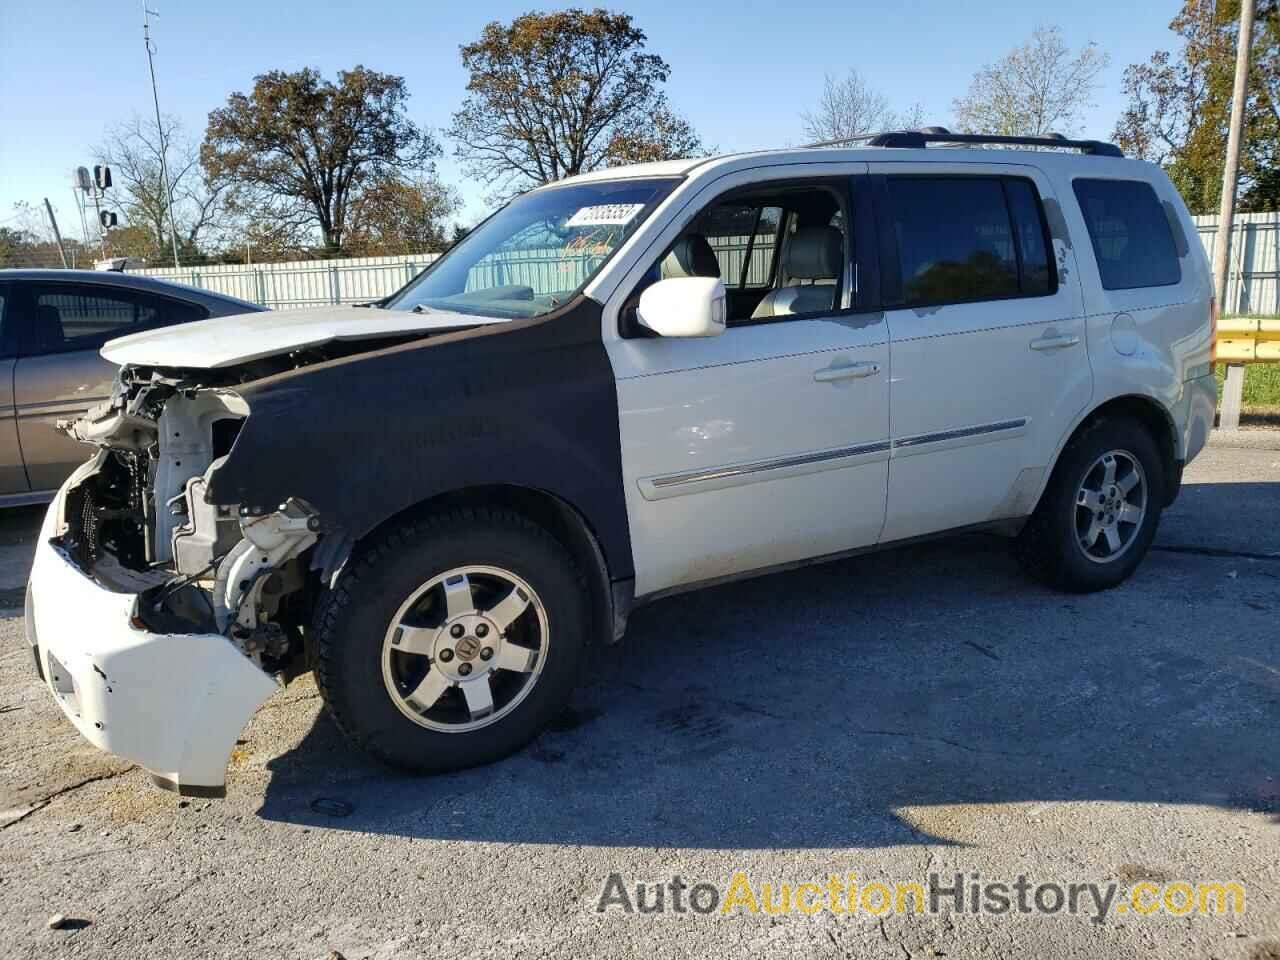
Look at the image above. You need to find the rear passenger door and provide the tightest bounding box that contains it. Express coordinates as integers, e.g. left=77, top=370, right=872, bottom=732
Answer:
left=12, top=281, right=209, bottom=491
left=868, top=162, right=1092, bottom=542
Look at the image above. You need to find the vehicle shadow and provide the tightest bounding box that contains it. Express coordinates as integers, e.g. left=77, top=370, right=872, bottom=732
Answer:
left=256, top=490, right=1280, bottom=849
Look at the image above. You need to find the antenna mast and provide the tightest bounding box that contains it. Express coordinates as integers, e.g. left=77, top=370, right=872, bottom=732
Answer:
left=143, top=2, right=182, bottom=268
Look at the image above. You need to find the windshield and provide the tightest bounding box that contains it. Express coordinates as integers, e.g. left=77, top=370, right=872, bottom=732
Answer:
left=386, top=177, right=678, bottom=318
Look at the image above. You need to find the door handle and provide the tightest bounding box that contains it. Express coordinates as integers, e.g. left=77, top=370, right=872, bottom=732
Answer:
left=813, top=360, right=881, bottom=382
left=1029, top=334, right=1080, bottom=351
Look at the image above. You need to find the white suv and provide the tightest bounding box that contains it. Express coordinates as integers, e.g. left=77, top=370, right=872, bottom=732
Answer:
left=27, top=131, right=1217, bottom=795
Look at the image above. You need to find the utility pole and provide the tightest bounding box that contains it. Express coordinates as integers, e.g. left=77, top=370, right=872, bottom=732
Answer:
left=89, top=191, right=107, bottom=259
left=1213, top=0, right=1256, bottom=432
left=143, top=2, right=182, bottom=268
left=43, top=199, right=69, bottom=268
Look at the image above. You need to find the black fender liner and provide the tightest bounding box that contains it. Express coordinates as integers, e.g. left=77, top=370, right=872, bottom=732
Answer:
left=205, top=296, right=634, bottom=582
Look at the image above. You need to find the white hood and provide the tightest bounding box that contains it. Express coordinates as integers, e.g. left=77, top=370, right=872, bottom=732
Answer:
left=101, top=304, right=507, bottom=369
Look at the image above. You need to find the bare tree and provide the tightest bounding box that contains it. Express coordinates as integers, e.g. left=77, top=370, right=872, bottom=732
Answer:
left=96, top=114, right=231, bottom=257
left=952, top=26, right=1110, bottom=137
left=0, top=201, right=90, bottom=268
left=801, top=69, right=925, bottom=142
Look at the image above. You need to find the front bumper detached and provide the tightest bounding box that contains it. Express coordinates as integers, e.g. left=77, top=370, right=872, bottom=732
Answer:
left=26, top=491, right=277, bottom=797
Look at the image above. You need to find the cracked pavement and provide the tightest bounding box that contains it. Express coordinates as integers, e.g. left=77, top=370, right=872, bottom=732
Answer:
left=1, top=434, right=1278, bottom=959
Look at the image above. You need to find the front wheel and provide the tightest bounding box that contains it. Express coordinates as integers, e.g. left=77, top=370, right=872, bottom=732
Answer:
left=313, top=508, right=589, bottom=773
left=1016, top=417, right=1166, bottom=593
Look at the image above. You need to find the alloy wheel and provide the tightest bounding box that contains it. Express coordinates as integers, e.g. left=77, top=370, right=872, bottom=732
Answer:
left=381, top=565, right=549, bottom=732
left=1073, top=449, right=1148, bottom=564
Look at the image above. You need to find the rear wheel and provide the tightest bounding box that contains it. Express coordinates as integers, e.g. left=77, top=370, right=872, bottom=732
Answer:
left=313, top=508, right=589, bottom=773
left=1016, top=417, right=1166, bottom=592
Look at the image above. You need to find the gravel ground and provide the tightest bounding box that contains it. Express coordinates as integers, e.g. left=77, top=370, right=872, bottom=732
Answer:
left=1, top=433, right=1277, bottom=960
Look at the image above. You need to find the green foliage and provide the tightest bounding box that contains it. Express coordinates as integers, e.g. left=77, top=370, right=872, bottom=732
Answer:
left=1115, top=0, right=1280, bottom=214
left=1216, top=344, right=1280, bottom=409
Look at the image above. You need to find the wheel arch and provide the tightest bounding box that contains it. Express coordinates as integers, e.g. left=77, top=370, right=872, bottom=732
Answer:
left=353, top=483, right=627, bottom=648
left=1040, top=393, right=1181, bottom=511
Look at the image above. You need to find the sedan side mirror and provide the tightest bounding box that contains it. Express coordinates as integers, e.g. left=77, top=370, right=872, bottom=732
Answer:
left=636, top=277, right=727, bottom=338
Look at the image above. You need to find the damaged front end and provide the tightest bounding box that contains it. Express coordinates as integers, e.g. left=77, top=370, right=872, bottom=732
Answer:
left=25, top=363, right=336, bottom=796
left=59, top=365, right=323, bottom=678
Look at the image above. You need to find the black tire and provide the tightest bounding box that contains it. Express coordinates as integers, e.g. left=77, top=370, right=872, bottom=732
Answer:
left=313, top=506, right=589, bottom=773
left=1016, top=416, right=1166, bottom=593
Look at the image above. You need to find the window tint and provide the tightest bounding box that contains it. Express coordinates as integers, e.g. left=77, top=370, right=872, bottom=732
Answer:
left=887, top=178, right=1018, bottom=306
left=1005, top=180, right=1053, bottom=296
left=27, top=285, right=206, bottom=353
left=697, top=203, right=782, bottom=289
left=1072, top=179, right=1181, bottom=290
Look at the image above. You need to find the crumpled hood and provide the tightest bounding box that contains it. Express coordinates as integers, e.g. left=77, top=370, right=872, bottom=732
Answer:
left=100, top=303, right=508, bottom=370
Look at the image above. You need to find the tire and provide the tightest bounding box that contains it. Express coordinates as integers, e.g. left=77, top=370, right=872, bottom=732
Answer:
left=313, top=506, right=589, bottom=773
left=1016, top=416, right=1166, bottom=593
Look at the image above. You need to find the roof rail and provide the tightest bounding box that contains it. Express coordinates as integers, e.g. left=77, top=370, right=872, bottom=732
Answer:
left=804, top=127, right=1124, bottom=158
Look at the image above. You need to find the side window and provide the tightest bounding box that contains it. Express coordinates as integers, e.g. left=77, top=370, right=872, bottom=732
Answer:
left=25, top=285, right=206, bottom=354
left=1072, top=179, right=1181, bottom=290
left=886, top=178, right=1019, bottom=306
left=622, top=183, right=851, bottom=335
left=885, top=177, right=1057, bottom=307
left=698, top=204, right=782, bottom=290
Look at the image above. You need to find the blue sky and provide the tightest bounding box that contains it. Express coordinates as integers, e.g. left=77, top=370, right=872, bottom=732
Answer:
left=1, top=0, right=1181, bottom=234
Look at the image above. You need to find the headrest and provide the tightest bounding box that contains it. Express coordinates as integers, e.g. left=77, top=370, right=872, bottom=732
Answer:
left=660, top=233, right=721, bottom=280
left=34, top=305, right=65, bottom=348
left=784, top=226, right=843, bottom=280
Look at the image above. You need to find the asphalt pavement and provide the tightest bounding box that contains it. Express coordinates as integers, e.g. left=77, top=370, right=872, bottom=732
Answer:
left=1, top=433, right=1277, bottom=959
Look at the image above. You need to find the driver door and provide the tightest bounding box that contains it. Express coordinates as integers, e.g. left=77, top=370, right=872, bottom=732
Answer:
left=604, top=171, right=890, bottom=597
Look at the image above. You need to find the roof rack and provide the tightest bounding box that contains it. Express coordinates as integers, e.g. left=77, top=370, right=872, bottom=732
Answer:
left=804, top=126, right=1124, bottom=158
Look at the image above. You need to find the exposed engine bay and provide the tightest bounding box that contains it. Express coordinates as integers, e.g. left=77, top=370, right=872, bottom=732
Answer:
left=57, top=360, right=337, bottom=677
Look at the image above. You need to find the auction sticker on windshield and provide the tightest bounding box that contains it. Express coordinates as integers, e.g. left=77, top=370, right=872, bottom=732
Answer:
left=565, top=203, right=646, bottom=227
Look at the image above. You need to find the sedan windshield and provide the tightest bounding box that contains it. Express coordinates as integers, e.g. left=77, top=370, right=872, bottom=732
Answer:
left=386, top=177, right=678, bottom=318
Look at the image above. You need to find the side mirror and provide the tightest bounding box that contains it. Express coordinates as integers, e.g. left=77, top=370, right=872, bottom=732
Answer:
left=636, top=277, right=727, bottom=338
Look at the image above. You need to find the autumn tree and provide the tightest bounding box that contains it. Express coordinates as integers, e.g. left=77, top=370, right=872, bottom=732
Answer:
left=202, top=66, right=442, bottom=252
left=345, top=175, right=460, bottom=255
left=603, top=105, right=705, bottom=165
left=1114, top=0, right=1279, bottom=213
left=446, top=9, right=705, bottom=198
left=96, top=114, right=231, bottom=260
left=952, top=26, right=1110, bottom=137
left=801, top=69, right=925, bottom=143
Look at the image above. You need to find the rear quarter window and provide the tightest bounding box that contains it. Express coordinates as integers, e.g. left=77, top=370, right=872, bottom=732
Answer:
left=1072, top=179, right=1181, bottom=291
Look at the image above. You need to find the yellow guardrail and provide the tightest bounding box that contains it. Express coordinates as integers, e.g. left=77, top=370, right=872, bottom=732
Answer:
left=1217, top=316, right=1280, bottom=362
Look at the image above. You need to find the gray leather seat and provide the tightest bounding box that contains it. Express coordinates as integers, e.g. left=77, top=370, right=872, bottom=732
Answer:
left=660, top=233, right=721, bottom=280
left=751, top=226, right=843, bottom=319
